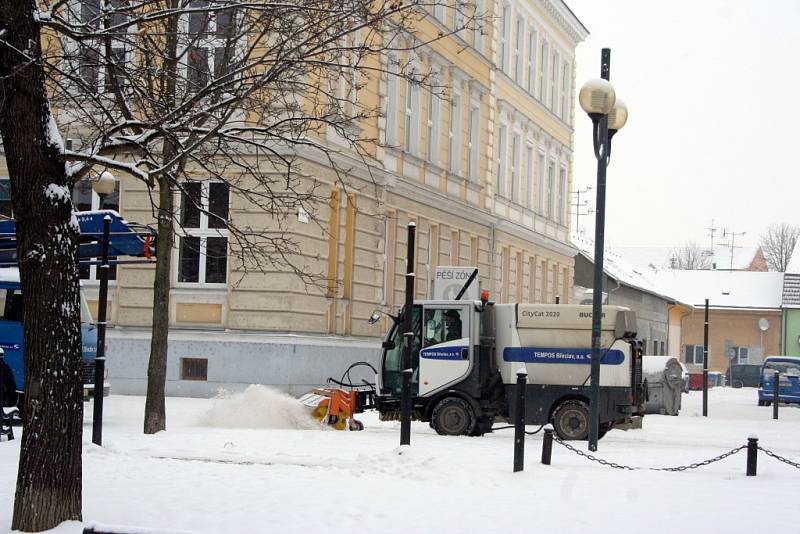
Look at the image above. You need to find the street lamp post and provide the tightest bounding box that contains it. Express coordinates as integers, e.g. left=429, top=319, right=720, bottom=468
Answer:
left=91, top=172, right=116, bottom=446
left=578, top=49, right=628, bottom=452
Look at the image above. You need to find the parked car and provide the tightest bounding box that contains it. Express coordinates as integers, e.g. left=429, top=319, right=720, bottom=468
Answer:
left=728, top=364, right=761, bottom=388
left=758, top=356, right=800, bottom=406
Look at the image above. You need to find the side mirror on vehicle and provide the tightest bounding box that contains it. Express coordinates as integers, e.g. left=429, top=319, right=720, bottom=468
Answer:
left=368, top=311, right=381, bottom=325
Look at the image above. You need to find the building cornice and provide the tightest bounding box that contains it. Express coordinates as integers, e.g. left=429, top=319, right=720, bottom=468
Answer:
left=539, top=0, right=590, bottom=44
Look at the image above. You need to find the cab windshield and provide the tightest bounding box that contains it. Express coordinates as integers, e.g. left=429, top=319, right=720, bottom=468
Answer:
left=381, top=305, right=421, bottom=396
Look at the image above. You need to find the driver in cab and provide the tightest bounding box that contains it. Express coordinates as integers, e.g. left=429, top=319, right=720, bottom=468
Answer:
left=444, top=310, right=462, bottom=341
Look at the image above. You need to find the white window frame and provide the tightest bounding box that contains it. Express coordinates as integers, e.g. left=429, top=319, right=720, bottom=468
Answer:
left=525, top=144, right=534, bottom=209
left=537, top=150, right=545, bottom=213
left=467, top=102, right=481, bottom=182
left=385, top=54, right=399, bottom=145
left=181, top=1, right=241, bottom=94
left=685, top=344, right=704, bottom=365
left=472, top=0, right=485, bottom=52
left=526, top=29, right=537, bottom=94
left=72, top=0, right=136, bottom=95
left=547, top=160, right=555, bottom=219
left=496, top=124, right=508, bottom=197
left=539, top=40, right=548, bottom=102
left=404, top=75, right=421, bottom=155
left=550, top=50, right=560, bottom=113
left=448, top=91, right=463, bottom=174
left=454, top=0, right=467, bottom=36
left=500, top=3, right=511, bottom=73
left=433, top=0, right=445, bottom=21
left=737, top=347, right=749, bottom=364
left=510, top=132, right=520, bottom=204
left=558, top=165, right=567, bottom=224
left=175, top=181, right=230, bottom=286
left=427, top=88, right=441, bottom=165
left=561, top=61, right=571, bottom=122
left=513, top=16, right=524, bottom=84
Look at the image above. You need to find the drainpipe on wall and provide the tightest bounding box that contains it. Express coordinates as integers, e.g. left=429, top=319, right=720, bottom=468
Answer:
left=489, top=222, right=496, bottom=297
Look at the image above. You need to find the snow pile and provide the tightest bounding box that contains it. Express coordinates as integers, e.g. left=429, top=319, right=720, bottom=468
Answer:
left=198, top=385, right=324, bottom=430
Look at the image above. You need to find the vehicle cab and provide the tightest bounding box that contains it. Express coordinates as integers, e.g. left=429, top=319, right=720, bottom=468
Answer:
left=0, top=268, right=100, bottom=407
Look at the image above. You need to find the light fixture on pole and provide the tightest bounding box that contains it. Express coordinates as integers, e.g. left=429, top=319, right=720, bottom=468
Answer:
left=90, top=171, right=115, bottom=446
left=578, top=48, right=628, bottom=452
left=93, top=170, right=116, bottom=210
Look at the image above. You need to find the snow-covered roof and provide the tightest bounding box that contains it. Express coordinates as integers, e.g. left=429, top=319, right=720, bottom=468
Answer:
left=571, top=233, right=685, bottom=304
left=615, top=246, right=762, bottom=271
left=648, top=269, right=784, bottom=309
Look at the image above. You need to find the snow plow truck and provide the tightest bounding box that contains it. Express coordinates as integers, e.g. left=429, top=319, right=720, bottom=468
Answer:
left=303, top=268, right=646, bottom=441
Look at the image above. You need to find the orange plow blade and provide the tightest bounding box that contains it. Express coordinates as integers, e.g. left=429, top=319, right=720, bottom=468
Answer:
left=298, top=388, right=364, bottom=431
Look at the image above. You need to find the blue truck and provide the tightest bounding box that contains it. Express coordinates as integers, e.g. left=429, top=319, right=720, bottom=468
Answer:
left=758, top=356, right=800, bottom=406
left=0, top=211, right=155, bottom=408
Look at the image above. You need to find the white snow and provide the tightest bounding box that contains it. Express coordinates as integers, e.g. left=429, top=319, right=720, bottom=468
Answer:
left=649, top=269, right=784, bottom=309
left=45, top=112, right=65, bottom=153
left=44, top=183, right=70, bottom=204
left=2, top=388, right=799, bottom=533
left=571, top=232, right=683, bottom=304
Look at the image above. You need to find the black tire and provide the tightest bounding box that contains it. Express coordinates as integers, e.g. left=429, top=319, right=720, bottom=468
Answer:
left=552, top=400, right=590, bottom=441
left=765, top=401, right=771, bottom=407
left=758, top=400, right=765, bottom=407
left=1, top=363, right=16, bottom=408
left=470, top=416, right=495, bottom=437
left=431, top=397, right=475, bottom=436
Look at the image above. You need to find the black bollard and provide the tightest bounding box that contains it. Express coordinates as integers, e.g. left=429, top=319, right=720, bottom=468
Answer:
left=541, top=426, right=554, bottom=465
left=773, top=371, right=780, bottom=420
left=513, top=369, right=527, bottom=472
left=746, top=435, right=758, bottom=476
left=0, top=349, right=13, bottom=442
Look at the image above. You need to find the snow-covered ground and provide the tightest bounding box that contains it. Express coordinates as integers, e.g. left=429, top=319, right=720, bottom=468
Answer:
left=2, top=386, right=799, bottom=534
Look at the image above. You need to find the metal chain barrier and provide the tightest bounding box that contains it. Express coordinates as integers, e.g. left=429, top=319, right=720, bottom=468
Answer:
left=758, top=446, right=800, bottom=469
left=553, top=436, right=746, bottom=472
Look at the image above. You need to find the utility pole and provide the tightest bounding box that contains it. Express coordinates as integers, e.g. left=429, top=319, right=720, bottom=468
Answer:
left=571, top=186, right=593, bottom=234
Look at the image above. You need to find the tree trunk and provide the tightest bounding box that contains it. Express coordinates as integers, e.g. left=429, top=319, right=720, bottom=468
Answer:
left=144, top=177, right=174, bottom=434
left=0, top=1, right=84, bottom=530
left=143, top=3, right=180, bottom=434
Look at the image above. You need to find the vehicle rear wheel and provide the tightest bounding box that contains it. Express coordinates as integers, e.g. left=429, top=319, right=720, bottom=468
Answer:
left=552, top=400, right=590, bottom=441
left=431, top=397, right=475, bottom=436
left=758, top=400, right=765, bottom=406
left=1, top=363, right=16, bottom=408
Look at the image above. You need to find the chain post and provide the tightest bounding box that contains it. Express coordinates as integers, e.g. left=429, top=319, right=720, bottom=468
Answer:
left=513, top=369, right=527, bottom=472
left=541, top=425, right=554, bottom=465
left=746, top=435, right=758, bottom=476
left=773, top=371, right=779, bottom=420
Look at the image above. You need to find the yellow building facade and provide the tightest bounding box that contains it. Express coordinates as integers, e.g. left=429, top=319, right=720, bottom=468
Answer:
left=0, top=1, right=588, bottom=395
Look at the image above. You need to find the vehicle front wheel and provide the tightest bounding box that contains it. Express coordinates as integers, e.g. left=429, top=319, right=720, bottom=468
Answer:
left=758, top=400, right=765, bottom=406
left=431, top=397, right=475, bottom=436
left=552, top=400, right=590, bottom=441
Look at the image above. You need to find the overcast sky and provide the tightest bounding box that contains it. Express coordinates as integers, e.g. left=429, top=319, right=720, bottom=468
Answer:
left=567, top=0, right=800, bottom=249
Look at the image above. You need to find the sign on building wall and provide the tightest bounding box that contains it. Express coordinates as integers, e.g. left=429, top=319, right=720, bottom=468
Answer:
left=433, top=266, right=480, bottom=301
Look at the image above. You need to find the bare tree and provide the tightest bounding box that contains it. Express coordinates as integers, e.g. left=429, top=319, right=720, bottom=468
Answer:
left=760, top=223, right=800, bottom=272
left=1, top=0, right=481, bottom=526
left=667, top=241, right=712, bottom=270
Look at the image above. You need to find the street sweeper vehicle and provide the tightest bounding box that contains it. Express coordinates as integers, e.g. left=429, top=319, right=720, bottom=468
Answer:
left=304, top=269, right=646, bottom=440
